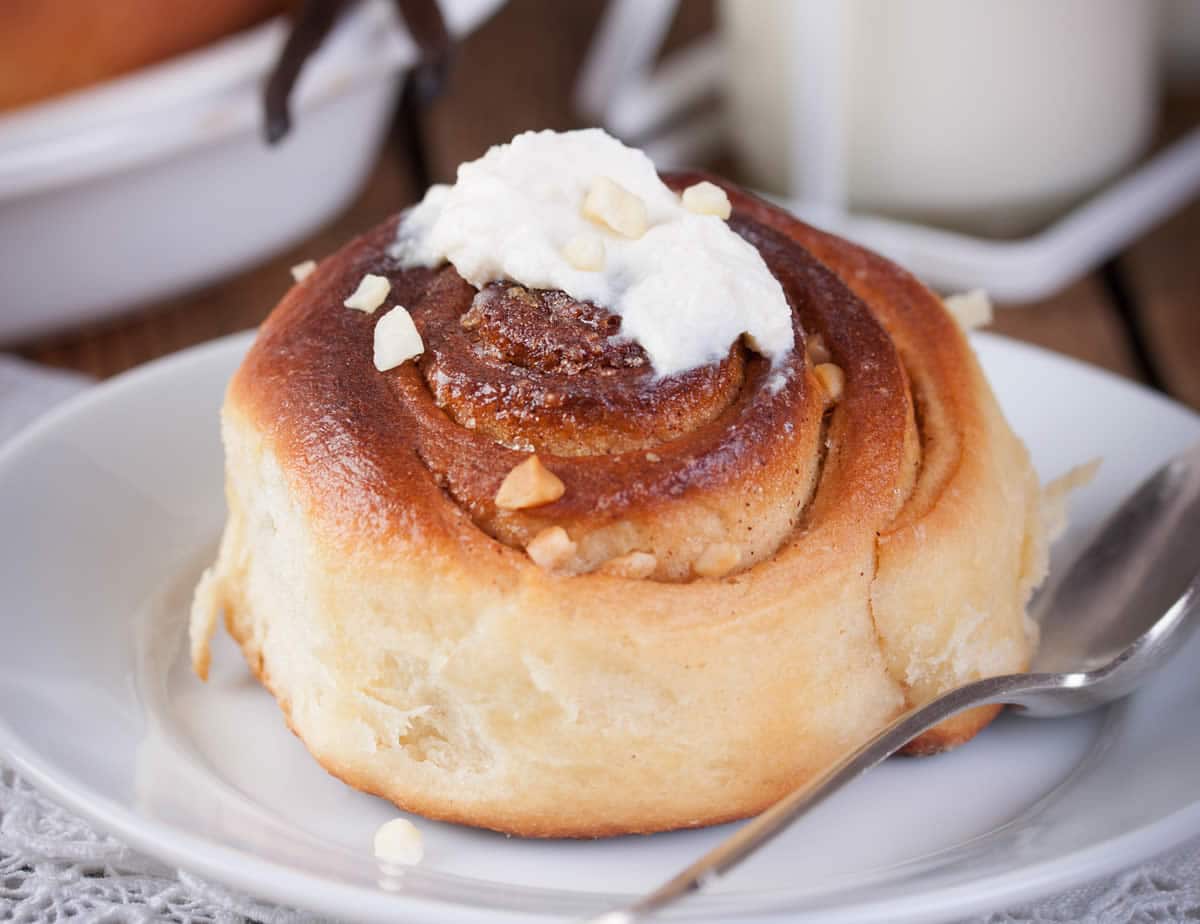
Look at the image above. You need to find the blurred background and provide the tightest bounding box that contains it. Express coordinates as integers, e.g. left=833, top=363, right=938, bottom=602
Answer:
left=2, top=0, right=1197, bottom=408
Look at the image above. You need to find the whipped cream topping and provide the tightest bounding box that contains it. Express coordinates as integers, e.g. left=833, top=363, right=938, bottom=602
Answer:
left=392, top=129, right=794, bottom=377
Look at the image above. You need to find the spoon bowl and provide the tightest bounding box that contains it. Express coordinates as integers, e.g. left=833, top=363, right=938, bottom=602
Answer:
left=1030, top=442, right=1200, bottom=676
left=591, top=441, right=1200, bottom=923
left=1010, top=442, right=1200, bottom=716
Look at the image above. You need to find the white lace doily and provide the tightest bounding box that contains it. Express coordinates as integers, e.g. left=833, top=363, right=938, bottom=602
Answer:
left=2, top=356, right=1199, bottom=923
left=0, top=767, right=310, bottom=923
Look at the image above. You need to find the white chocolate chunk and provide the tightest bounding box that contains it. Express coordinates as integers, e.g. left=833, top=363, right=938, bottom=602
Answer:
left=563, top=234, right=605, bottom=271
left=496, top=455, right=566, bottom=510
left=814, top=362, right=845, bottom=403
left=527, top=526, right=577, bottom=571
left=943, top=289, right=993, bottom=330
left=345, top=273, right=392, bottom=314
left=694, top=542, right=740, bottom=578
left=373, top=305, right=424, bottom=371
left=373, top=818, right=423, bottom=866
left=290, top=259, right=316, bottom=282
left=582, top=175, right=648, bottom=239
left=681, top=181, right=731, bottom=219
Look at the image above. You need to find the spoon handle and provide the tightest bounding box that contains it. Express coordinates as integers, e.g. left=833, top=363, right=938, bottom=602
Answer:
left=585, top=673, right=1047, bottom=924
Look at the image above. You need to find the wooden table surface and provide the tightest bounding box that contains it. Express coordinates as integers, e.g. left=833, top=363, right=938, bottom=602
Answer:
left=17, top=0, right=1200, bottom=411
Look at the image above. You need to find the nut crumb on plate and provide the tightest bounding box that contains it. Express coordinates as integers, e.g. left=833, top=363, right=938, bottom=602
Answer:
left=373, top=818, right=423, bottom=866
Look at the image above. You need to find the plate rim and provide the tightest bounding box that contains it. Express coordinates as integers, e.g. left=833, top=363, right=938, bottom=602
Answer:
left=1, top=329, right=1199, bottom=922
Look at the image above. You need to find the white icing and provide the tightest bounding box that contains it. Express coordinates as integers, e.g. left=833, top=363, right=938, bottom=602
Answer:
left=392, top=129, right=794, bottom=377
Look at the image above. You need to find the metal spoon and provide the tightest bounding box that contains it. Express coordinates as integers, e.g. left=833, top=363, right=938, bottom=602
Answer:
left=588, top=442, right=1200, bottom=924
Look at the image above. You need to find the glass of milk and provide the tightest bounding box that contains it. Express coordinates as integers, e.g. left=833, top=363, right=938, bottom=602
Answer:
left=720, top=0, right=1161, bottom=236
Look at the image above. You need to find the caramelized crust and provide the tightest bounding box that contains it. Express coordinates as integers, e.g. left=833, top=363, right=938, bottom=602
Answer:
left=418, top=275, right=746, bottom=456
left=234, top=179, right=924, bottom=581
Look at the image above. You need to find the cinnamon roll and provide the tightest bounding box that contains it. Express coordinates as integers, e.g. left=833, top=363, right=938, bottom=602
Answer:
left=191, top=130, right=1048, bottom=837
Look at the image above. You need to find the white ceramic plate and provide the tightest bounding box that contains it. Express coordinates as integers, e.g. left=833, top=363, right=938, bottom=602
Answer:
left=1, top=332, right=1198, bottom=923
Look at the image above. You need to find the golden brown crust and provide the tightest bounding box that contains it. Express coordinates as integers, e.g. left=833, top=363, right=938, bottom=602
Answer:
left=231, top=179, right=923, bottom=581
left=194, top=170, right=1044, bottom=837
left=427, top=278, right=747, bottom=456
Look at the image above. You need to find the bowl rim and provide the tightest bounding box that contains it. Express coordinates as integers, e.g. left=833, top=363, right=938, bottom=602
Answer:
left=0, top=0, right=504, bottom=200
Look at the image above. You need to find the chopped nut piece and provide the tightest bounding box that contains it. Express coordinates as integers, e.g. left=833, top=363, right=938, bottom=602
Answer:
left=563, top=234, right=606, bottom=271
left=694, top=542, right=740, bottom=578
left=290, top=259, right=316, bottom=282
left=373, top=818, right=423, bottom=866
left=681, top=181, right=732, bottom=219
left=344, top=273, right=391, bottom=314
left=645, top=452, right=661, bottom=463
left=526, top=526, right=577, bottom=570
left=373, top=306, right=424, bottom=371
left=806, top=332, right=831, bottom=365
left=495, top=455, right=566, bottom=510
left=814, top=362, right=845, bottom=404
left=599, top=551, right=657, bottom=579
left=943, top=289, right=993, bottom=330
left=583, top=176, right=648, bottom=239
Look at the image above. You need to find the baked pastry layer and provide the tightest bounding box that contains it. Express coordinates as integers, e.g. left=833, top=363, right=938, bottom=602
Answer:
left=191, top=175, right=1046, bottom=836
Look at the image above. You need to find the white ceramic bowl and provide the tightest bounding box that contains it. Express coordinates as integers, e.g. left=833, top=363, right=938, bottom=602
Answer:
left=0, top=0, right=503, bottom=345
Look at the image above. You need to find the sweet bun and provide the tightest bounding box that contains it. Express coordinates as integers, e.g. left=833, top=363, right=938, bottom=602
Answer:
left=191, top=169, right=1047, bottom=837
